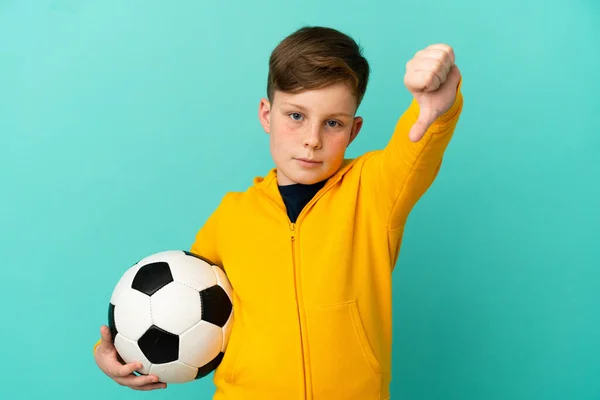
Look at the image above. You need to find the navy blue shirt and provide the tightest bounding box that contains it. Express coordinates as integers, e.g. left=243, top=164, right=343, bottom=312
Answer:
left=278, top=180, right=326, bottom=223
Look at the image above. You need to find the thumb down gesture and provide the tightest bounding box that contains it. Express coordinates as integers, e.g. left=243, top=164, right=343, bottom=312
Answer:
left=404, top=44, right=462, bottom=142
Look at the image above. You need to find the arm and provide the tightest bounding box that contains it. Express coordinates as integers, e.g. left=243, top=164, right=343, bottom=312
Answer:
left=385, top=80, right=462, bottom=229
left=361, top=44, right=463, bottom=230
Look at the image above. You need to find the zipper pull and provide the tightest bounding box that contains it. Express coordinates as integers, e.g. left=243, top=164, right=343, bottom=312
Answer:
left=290, top=222, right=295, bottom=240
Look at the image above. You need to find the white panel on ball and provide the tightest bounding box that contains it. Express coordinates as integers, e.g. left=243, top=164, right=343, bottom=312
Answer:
left=212, top=264, right=234, bottom=351
left=114, top=334, right=151, bottom=375
left=149, top=361, right=198, bottom=384
left=170, top=254, right=218, bottom=292
left=221, top=313, right=234, bottom=352
left=150, top=281, right=203, bottom=335
left=114, top=289, right=153, bottom=341
left=179, top=320, right=223, bottom=368
left=212, top=265, right=233, bottom=301
left=110, top=263, right=142, bottom=305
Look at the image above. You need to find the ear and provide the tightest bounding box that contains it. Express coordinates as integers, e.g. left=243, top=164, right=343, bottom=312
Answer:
left=347, top=116, right=363, bottom=146
left=258, top=98, right=271, bottom=134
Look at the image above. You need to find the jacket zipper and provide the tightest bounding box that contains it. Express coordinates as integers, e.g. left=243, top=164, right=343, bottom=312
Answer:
left=260, top=175, right=343, bottom=400
left=289, top=222, right=308, bottom=399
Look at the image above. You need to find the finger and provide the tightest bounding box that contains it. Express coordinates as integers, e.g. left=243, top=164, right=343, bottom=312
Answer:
left=115, top=373, right=163, bottom=389
left=425, top=44, right=455, bottom=65
left=409, top=58, right=450, bottom=83
left=98, top=326, right=116, bottom=354
left=100, top=325, right=113, bottom=345
left=408, top=120, right=428, bottom=142
left=409, top=119, right=428, bottom=142
left=412, top=49, right=454, bottom=81
left=405, top=70, right=441, bottom=92
left=135, top=382, right=167, bottom=391
left=446, top=64, right=462, bottom=88
left=413, top=46, right=454, bottom=70
left=409, top=109, right=436, bottom=142
left=116, top=361, right=144, bottom=377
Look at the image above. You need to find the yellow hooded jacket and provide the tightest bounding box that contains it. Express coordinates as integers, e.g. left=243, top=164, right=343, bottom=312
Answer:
left=191, top=87, right=463, bottom=399
left=94, top=85, right=462, bottom=399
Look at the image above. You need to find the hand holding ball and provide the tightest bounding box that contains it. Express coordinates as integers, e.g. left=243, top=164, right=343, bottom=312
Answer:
left=107, top=250, right=234, bottom=384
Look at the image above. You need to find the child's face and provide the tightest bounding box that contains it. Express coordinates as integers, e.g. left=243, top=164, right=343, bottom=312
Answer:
left=258, top=82, right=363, bottom=186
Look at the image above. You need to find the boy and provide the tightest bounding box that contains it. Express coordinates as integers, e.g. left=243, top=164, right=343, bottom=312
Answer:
left=94, top=26, right=463, bottom=399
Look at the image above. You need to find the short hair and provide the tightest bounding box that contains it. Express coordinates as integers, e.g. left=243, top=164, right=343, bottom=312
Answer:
left=267, top=26, right=370, bottom=107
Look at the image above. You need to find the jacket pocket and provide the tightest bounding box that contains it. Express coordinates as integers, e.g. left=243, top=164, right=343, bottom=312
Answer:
left=214, top=319, right=305, bottom=398
left=308, top=300, right=382, bottom=399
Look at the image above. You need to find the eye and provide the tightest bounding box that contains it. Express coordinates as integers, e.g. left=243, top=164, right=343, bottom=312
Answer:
left=289, top=113, right=303, bottom=121
left=326, top=120, right=341, bottom=128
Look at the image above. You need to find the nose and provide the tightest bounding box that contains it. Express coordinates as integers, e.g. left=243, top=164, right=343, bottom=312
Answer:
left=303, top=125, right=321, bottom=149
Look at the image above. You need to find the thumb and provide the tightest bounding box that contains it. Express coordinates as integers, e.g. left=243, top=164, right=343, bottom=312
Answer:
left=99, top=325, right=115, bottom=351
left=409, top=108, right=436, bottom=142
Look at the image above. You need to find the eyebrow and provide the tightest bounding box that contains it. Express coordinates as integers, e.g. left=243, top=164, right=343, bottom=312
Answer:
left=282, top=102, right=353, bottom=118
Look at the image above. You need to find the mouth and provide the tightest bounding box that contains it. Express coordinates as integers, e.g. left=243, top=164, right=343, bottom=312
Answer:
left=295, top=157, right=322, bottom=164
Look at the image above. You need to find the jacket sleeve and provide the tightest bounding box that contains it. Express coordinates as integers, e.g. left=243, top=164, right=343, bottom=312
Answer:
left=189, top=196, right=226, bottom=268
left=361, top=80, right=464, bottom=231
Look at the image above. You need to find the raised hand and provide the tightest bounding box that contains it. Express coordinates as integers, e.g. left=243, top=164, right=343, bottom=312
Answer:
left=404, top=44, right=462, bottom=142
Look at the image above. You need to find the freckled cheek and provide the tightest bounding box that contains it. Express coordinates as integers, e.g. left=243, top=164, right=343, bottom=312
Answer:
left=324, top=135, right=349, bottom=158
left=273, top=123, right=301, bottom=146
left=270, top=124, right=299, bottom=157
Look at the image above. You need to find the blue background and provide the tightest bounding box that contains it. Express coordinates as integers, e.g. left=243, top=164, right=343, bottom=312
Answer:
left=1, top=0, right=599, bottom=399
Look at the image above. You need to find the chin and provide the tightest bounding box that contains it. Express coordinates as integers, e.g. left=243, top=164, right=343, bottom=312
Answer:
left=294, top=177, right=321, bottom=185
left=292, top=171, right=333, bottom=185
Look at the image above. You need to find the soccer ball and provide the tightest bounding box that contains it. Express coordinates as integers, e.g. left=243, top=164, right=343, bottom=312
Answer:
left=108, top=250, right=233, bottom=383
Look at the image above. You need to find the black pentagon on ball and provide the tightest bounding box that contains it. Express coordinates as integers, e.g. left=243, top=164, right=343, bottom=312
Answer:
left=108, top=303, right=118, bottom=341
left=138, top=325, right=179, bottom=364
left=195, top=352, right=225, bottom=379
left=200, top=285, right=232, bottom=328
left=132, top=261, right=173, bottom=296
